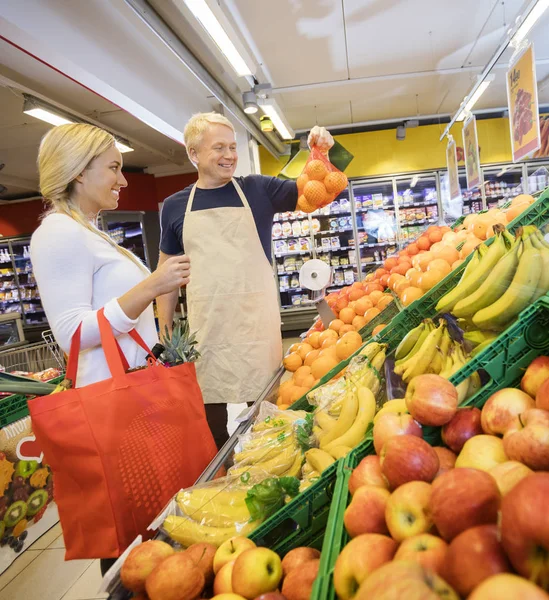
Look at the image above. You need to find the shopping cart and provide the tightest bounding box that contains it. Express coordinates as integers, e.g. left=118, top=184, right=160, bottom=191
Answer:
left=0, top=330, right=65, bottom=374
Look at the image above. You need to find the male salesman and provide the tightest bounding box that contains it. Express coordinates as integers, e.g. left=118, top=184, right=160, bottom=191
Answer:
left=156, top=112, right=334, bottom=449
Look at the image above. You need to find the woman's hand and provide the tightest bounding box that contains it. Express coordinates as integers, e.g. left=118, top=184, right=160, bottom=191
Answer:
left=308, top=125, right=334, bottom=153
left=150, top=255, right=190, bottom=296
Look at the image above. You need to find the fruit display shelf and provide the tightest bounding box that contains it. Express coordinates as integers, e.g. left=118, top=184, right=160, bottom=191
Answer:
left=312, top=294, right=549, bottom=600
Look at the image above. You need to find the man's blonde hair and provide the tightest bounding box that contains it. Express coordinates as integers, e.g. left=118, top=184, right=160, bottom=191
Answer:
left=183, top=112, right=236, bottom=164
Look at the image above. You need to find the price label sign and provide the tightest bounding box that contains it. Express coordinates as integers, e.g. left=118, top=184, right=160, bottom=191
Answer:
left=507, top=43, right=541, bottom=162
left=447, top=137, right=461, bottom=200
left=462, top=115, right=482, bottom=189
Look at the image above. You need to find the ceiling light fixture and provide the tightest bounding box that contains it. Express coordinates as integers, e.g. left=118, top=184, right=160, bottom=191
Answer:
left=260, top=115, right=274, bottom=132
left=455, top=75, right=495, bottom=122
left=258, top=99, right=294, bottom=140
left=243, top=90, right=259, bottom=114
left=511, top=0, right=549, bottom=46
left=396, top=125, right=406, bottom=141
left=181, top=0, right=254, bottom=77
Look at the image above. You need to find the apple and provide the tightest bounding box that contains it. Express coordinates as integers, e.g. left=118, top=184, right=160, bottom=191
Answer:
left=430, top=468, right=500, bottom=541
left=481, top=388, right=535, bottom=435
left=120, top=540, right=175, bottom=593
left=405, top=374, right=459, bottom=426
left=348, top=455, right=388, bottom=495
left=253, top=594, right=286, bottom=600
left=455, top=434, right=508, bottom=471
left=212, top=596, right=248, bottom=600
left=443, top=524, right=511, bottom=597
left=380, top=435, right=439, bottom=489
left=503, top=408, right=549, bottom=470
left=441, top=407, right=483, bottom=453
left=489, top=460, right=533, bottom=496
left=373, top=412, right=422, bottom=455
left=184, top=542, right=217, bottom=586
left=433, top=447, right=456, bottom=478
left=536, top=378, right=549, bottom=411
left=333, top=534, right=398, bottom=600
left=355, top=561, right=459, bottom=600
left=344, top=485, right=390, bottom=537
left=394, top=534, right=448, bottom=575
left=213, top=561, right=235, bottom=595
left=213, top=536, right=256, bottom=574
left=281, top=558, right=319, bottom=600
left=232, top=548, right=283, bottom=600
left=468, top=573, right=549, bottom=600
left=501, top=472, right=549, bottom=588
left=281, top=547, right=320, bottom=578
left=146, top=554, right=205, bottom=600
left=521, top=356, right=549, bottom=398
left=385, top=481, right=432, bottom=542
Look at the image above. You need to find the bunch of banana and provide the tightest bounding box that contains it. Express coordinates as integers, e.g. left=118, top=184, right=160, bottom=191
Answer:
left=228, top=439, right=303, bottom=479
left=299, top=462, right=321, bottom=492
left=439, top=343, right=480, bottom=403
left=163, top=514, right=258, bottom=547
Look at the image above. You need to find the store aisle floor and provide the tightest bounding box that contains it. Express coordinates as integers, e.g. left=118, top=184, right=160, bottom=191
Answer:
left=0, top=523, right=106, bottom=599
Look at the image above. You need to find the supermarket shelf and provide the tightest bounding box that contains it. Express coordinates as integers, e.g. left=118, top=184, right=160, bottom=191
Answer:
left=316, top=245, right=353, bottom=253
left=0, top=272, right=15, bottom=278
left=274, top=250, right=312, bottom=257
left=360, top=260, right=383, bottom=267
left=316, top=228, right=354, bottom=234
left=280, top=287, right=306, bottom=293
left=399, top=218, right=438, bottom=227
left=273, top=215, right=308, bottom=223
left=359, top=241, right=394, bottom=248
left=397, top=200, right=438, bottom=208
left=0, top=299, right=21, bottom=304
left=277, top=270, right=301, bottom=276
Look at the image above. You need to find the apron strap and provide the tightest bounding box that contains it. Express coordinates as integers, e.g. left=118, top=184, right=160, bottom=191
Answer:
left=186, top=183, right=198, bottom=214
left=185, top=179, right=251, bottom=214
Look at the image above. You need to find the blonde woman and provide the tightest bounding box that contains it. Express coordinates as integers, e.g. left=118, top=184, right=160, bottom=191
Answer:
left=30, top=123, right=189, bottom=388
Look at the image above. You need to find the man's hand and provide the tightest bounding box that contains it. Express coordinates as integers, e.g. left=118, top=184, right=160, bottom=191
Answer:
left=308, top=125, right=334, bottom=154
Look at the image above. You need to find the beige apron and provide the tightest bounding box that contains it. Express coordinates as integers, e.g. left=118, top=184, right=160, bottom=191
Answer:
left=182, top=179, right=282, bottom=405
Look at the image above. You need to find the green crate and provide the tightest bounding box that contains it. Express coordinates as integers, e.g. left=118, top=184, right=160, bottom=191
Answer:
left=314, top=294, right=549, bottom=600
left=358, top=295, right=401, bottom=339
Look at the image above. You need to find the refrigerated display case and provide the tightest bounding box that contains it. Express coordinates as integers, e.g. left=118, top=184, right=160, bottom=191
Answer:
left=440, top=168, right=484, bottom=223
left=527, top=164, right=549, bottom=194
left=0, top=314, right=25, bottom=350
left=483, top=164, right=526, bottom=209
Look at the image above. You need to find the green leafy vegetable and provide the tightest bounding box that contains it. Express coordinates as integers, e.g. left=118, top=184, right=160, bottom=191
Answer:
left=245, top=476, right=300, bottom=522
left=296, top=413, right=314, bottom=453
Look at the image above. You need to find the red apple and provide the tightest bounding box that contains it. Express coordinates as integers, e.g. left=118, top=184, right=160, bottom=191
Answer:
left=355, top=561, right=459, bottom=600
left=232, top=548, right=283, bottom=600
left=433, top=447, right=456, bottom=478
left=344, top=485, right=390, bottom=538
left=468, top=573, right=549, bottom=599
left=521, top=356, right=549, bottom=398
left=501, top=472, right=549, bottom=588
left=184, top=542, right=217, bottom=586
left=254, top=595, right=286, bottom=600
left=120, top=540, right=175, bottom=593
left=213, top=561, right=235, bottom=596
left=441, top=407, right=483, bottom=453
left=373, top=412, right=422, bottom=455
left=430, top=468, right=501, bottom=541
left=489, top=460, right=533, bottom=496
left=394, top=534, right=448, bottom=575
left=405, top=374, right=459, bottom=426
left=481, top=388, right=535, bottom=436
left=281, top=547, right=320, bottom=578
left=281, top=559, right=319, bottom=600
left=443, top=524, right=511, bottom=597
left=348, top=455, right=388, bottom=495
left=536, top=378, right=549, bottom=411
left=503, top=408, right=549, bottom=470
left=380, top=435, right=439, bottom=489
left=385, top=481, right=433, bottom=542
left=455, top=434, right=508, bottom=471
left=333, top=534, right=398, bottom=600
left=146, top=554, right=205, bottom=600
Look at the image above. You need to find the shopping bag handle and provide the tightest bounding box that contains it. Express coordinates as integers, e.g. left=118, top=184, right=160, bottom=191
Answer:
left=66, top=308, right=157, bottom=384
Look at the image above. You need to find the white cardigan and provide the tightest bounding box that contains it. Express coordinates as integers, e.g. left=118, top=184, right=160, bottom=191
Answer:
left=30, top=214, right=158, bottom=387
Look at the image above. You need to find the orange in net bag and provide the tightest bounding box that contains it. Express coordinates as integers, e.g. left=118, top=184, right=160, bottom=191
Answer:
left=297, top=145, right=348, bottom=213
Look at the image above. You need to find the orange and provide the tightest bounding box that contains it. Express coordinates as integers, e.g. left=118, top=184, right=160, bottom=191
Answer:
left=364, top=273, right=376, bottom=282
left=297, top=194, right=317, bottom=213
left=428, top=227, right=443, bottom=243
left=384, top=257, right=399, bottom=271
left=418, top=269, right=444, bottom=291
left=297, top=173, right=309, bottom=194
left=321, top=336, right=337, bottom=349
left=354, top=297, right=373, bottom=316
left=319, top=329, right=338, bottom=345
left=401, top=287, right=423, bottom=306
left=329, top=319, right=344, bottom=333
left=364, top=307, right=381, bottom=323
left=324, top=171, right=348, bottom=194
left=390, top=263, right=409, bottom=276
left=279, top=384, right=294, bottom=406
left=442, top=231, right=459, bottom=246
left=289, top=343, right=300, bottom=353
left=417, top=236, right=431, bottom=251
left=339, top=307, right=357, bottom=324
left=303, top=180, right=329, bottom=207
left=293, top=365, right=313, bottom=387
left=336, top=295, right=349, bottom=312
left=511, top=193, right=534, bottom=206
left=304, top=349, right=321, bottom=366
left=283, top=352, right=302, bottom=372
left=379, top=274, right=390, bottom=289
left=372, top=324, right=387, bottom=336
left=374, top=268, right=388, bottom=279
left=289, top=386, right=310, bottom=404
left=319, top=346, right=338, bottom=359
left=307, top=331, right=322, bottom=349
left=335, top=331, right=363, bottom=360
left=352, top=315, right=367, bottom=331
left=364, top=283, right=384, bottom=295
left=349, top=288, right=366, bottom=302
left=311, top=355, right=339, bottom=380
left=305, top=159, right=329, bottom=181
left=377, top=295, right=394, bottom=310
left=506, top=201, right=530, bottom=223
left=388, top=273, right=404, bottom=291
left=433, top=245, right=459, bottom=266
left=427, top=259, right=451, bottom=277
left=459, top=236, right=483, bottom=259
left=405, top=268, right=421, bottom=285
left=394, top=279, right=411, bottom=296
left=302, top=374, right=316, bottom=389
left=439, top=226, right=451, bottom=234
left=430, top=241, right=445, bottom=255
left=451, top=259, right=464, bottom=270
left=297, top=343, right=314, bottom=360
left=339, top=324, right=356, bottom=336
left=407, top=243, right=419, bottom=256
left=417, top=251, right=434, bottom=272
left=368, top=290, right=383, bottom=305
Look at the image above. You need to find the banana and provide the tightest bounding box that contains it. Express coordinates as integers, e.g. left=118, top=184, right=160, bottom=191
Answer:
left=452, top=240, right=521, bottom=319
left=436, top=232, right=508, bottom=314
left=328, top=445, right=353, bottom=460
left=178, top=496, right=251, bottom=527
left=284, top=452, right=305, bottom=477
left=399, top=321, right=445, bottom=383
left=466, top=371, right=482, bottom=399
left=395, top=320, right=434, bottom=368
left=229, top=445, right=300, bottom=478
left=373, top=398, right=408, bottom=424
left=305, top=448, right=336, bottom=473
left=319, top=387, right=359, bottom=448
left=359, top=342, right=382, bottom=360
left=242, top=425, right=293, bottom=449
left=451, top=346, right=470, bottom=403
left=324, top=386, right=376, bottom=452
left=529, top=232, right=549, bottom=302
left=439, top=350, right=454, bottom=379
left=233, top=433, right=294, bottom=464
left=463, top=330, right=498, bottom=347
left=395, top=323, right=425, bottom=361
left=315, top=410, right=337, bottom=432
left=473, top=237, right=543, bottom=331
left=430, top=327, right=452, bottom=374
left=177, top=487, right=248, bottom=508
left=360, top=348, right=386, bottom=398
left=302, top=462, right=315, bottom=476
left=163, top=515, right=257, bottom=547
left=471, top=336, right=498, bottom=357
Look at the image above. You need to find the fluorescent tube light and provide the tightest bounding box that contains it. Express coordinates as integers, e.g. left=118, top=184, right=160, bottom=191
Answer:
left=410, top=175, right=419, bottom=187
left=258, top=99, right=295, bottom=140
left=182, top=0, right=254, bottom=76
left=512, top=0, right=549, bottom=46
left=456, top=77, right=494, bottom=121
left=23, top=107, right=73, bottom=127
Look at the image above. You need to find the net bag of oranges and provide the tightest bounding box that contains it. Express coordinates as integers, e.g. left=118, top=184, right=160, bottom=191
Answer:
left=297, top=145, right=348, bottom=213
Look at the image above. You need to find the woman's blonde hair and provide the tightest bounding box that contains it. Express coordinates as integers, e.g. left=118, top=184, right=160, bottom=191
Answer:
left=183, top=112, right=236, bottom=164
left=38, top=123, right=148, bottom=272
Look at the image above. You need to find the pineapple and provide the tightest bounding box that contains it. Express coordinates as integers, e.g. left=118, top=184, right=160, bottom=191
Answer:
left=160, top=318, right=200, bottom=365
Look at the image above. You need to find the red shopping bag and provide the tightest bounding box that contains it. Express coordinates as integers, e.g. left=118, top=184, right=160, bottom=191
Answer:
left=28, top=309, right=217, bottom=560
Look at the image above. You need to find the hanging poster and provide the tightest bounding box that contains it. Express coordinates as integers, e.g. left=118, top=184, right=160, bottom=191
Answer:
left=507, top=43, right=541, bottom=161
left=462, top=115, right=482, bottom=189
left=446, top=137, right=461, bottom=200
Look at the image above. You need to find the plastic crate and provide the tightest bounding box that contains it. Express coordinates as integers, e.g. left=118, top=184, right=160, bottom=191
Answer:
left=314, top=294, right=549, bottom=600
left=358, top=295, right=401, bottom=339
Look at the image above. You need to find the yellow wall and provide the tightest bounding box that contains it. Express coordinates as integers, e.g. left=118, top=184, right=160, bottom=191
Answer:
left=259, top=117, right=514, bottom=178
